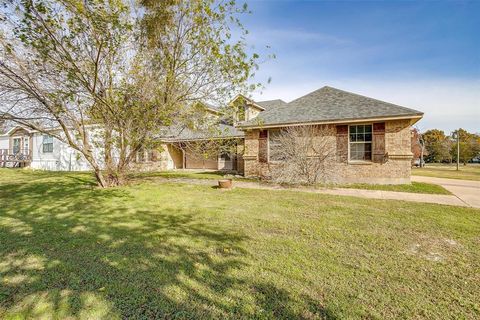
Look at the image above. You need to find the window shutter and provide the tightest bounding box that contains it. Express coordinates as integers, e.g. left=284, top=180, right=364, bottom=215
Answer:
left=336, top=125, right=348, bottom=162
left=258, top=130, right=268, bottom=163
left=373, top=122, right=386, bottom=163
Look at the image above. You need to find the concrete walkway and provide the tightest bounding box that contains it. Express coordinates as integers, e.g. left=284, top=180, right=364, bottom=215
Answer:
left=412, top=176, right=480, bottom=208
left=163, top=177, right=476, bottom=208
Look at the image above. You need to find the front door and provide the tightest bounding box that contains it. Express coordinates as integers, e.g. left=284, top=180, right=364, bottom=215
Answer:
left=12, top=138, right=21, bottom=154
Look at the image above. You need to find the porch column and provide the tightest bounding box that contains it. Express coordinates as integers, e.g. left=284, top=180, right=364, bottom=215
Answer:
left=182, top=149, right=185, bottom=169
left=243, top=129, right=260, bottom=177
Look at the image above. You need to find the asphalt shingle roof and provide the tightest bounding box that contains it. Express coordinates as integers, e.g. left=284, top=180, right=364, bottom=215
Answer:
left=239, top=86, right=423, bottom=128
left=255, top=99, right=288, bottom=110
left=160, top=123, right=244, bottom=142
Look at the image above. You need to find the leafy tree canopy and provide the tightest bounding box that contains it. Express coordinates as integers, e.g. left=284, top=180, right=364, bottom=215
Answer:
left=0, top=0, right=263, bottom=187
left=451, top=128, right=480, bottom=164
left=422, top=129, right=451, bottom=163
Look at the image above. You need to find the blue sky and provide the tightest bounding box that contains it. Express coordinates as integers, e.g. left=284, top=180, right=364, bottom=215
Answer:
left=243, top=0, right=479, bottom=133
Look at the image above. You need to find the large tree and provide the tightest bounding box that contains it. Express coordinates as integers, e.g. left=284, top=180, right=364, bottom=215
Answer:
left=422, top=129, right=451, bottom=163
left=0, top=0, right=260, bottom=187
left=450, top=128, right=480, bottom=165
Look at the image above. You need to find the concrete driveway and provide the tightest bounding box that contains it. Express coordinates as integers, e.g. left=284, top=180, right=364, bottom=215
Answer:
left=412, top=176, right=480, bottom=208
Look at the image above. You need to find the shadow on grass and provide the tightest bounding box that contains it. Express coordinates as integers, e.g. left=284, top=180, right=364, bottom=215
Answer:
left=0, top=174, right=334, bottom=319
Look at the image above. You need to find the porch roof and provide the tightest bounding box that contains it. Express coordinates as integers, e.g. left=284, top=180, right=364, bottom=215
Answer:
left=159, top=123, right=244, bottom=142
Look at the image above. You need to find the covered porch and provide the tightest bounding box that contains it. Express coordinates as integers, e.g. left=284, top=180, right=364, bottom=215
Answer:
left=0, top=149, right=32, bottom=167
left=172, top=141, right=244, bottom=174
left=0, top=127, right=34, bottom=168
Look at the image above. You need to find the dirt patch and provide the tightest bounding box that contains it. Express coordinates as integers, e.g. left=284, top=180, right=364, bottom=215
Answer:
left=405, top=237, right=461, bottom=262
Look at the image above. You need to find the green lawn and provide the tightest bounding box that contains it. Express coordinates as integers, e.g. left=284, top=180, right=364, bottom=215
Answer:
left=133, top=170, right=229, bottom=180
left=339, top=181, right=451, bottom=195
left=413, top=163, right=480, bottom=181
left=1, top=169, right=479, bottom=319
left=136, top=170, right=450, bottom=195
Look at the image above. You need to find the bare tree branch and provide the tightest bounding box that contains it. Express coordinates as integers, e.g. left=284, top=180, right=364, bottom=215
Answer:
left=270, top=125, right=337, bottom=185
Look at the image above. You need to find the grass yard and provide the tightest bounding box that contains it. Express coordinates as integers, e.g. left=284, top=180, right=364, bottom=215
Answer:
left=133, top=170, right=231, bottom=181
left=136, top=170, right=451, bottom=195
left=412, top=163, right=480, bottom=181
left=339, top=181, right=451, bottom=195
left=0, top=169, right=479, bottom=319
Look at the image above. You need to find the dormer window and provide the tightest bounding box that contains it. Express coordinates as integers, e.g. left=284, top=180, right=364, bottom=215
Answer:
left=236, top=105, right=246, bottom=122
left=228, top=95, right=265, bottom=124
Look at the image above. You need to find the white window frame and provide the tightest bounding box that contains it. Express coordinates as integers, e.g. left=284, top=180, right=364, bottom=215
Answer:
left=348, top=124, right=373, bottom=163
left=42, top=135, right=54, bottom=153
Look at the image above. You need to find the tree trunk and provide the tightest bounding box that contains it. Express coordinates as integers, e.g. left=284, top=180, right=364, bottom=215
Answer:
left=81, top=142, right=111, bottom=188
left=102, top=126, right=125, bottom=186
left=94, top=168, right=108, bottom=188
left=104, top=126, right=114, bottom=171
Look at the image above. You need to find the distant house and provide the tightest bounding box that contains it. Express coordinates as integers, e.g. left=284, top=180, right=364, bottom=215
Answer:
left=0, top=86, right=423, bottom=184
left=0, top=126, right=101, bottom=171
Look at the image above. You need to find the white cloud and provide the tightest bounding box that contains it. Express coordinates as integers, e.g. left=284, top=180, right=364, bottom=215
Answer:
left=252, top=77, right=480, bottom=133
left=248, top=28, right=353, bottom=46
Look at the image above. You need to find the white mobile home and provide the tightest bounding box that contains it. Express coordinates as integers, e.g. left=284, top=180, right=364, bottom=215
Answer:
left=0, top=126, right=93, bottom=170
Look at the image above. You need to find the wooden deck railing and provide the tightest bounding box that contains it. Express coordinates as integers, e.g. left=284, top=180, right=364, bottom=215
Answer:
left=0, top=149, right=32, bottom=163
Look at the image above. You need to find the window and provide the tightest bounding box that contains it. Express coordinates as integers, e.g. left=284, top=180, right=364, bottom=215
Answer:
left=236, top=105, right=246, bottom=122
left=268, top=129, right=284, bottom=161
left=349, top=125, right=372, bottom=161
left=23, top=137, right=29, bottom=153
left=12, top=138, right=21, bottom=154
left=258, top=130, right=268, bottom=163
left=42, top=135, right=53, bottom=153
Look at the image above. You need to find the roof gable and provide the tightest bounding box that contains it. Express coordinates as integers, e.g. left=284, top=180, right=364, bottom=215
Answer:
left=193, top=101, right=222, bottom=115
left=0, top=125, right=35, bottom=137
left=228, top=94, right=265, bottom=111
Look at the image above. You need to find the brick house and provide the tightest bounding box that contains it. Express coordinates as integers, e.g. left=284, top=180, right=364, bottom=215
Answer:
left=235, top=86, right=423, bottom=184
left=153, top=86, right=422, bottom=184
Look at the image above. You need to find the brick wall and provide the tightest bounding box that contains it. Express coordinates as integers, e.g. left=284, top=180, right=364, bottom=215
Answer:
left=243, top=119, right=414, bottom=184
